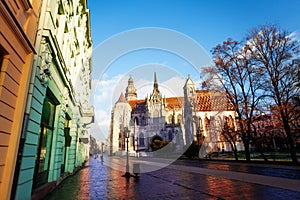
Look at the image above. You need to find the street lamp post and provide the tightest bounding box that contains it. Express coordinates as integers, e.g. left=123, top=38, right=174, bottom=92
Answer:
left=123, top=127, right=131, bottom=178
left=100, top=142, right=104, bottom=162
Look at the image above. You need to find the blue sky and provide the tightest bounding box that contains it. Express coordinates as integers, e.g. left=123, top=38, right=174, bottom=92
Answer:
left=87, top=0, right=300, bottom=141
left=88, top=0, right=300, bottom=52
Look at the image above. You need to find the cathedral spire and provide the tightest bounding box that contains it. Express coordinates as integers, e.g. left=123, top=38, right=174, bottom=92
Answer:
left=149, top=72, right=161, bottom=104
left=153, top=72, right=159, bottom=92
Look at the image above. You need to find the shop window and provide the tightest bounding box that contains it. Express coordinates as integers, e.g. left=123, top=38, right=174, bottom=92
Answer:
left=33, top=92, right=57, bottom=188
left=61, top=115, right=71, bottom=174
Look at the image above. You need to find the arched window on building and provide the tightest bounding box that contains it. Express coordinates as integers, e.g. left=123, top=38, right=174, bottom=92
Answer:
left=141, top=116, right=145, bottom=126
left=168, top=114, right=173, bottom=124
left=139, top=133, right=145, bottom=147
left=134, top=116, right=139, bottom=126
left=192, top=116, right=198, bottom=141
left=153, top=109, right=159, bottom=124
left=199, top=117, right=203, bottom=133
left=228, top=115, right=237, bottom=142
left=210, top=116, right=216, bottom=142
left=228, top=115, right=235, bottom=129
left=189, top=87, right=194, bottom=95
left=216, top=116, right=222, bottom=131
left=216, top=116, right=223, bottom=151
left=204, top=116, right=210, bottom=140
left=177, top=114, right=182, bottom=124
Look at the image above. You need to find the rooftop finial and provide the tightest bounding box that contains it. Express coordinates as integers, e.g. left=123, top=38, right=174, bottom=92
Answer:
left=128, top=74, right=134, bottom=83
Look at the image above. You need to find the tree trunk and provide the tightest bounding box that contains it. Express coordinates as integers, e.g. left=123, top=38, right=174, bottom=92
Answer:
left=252, top=128, right=268, bottom=162
left=254, top=140, right=268, bottom=162
left=244, top=142, right=251, bottom=162
left=233, top=145, right=238, bottom=161
left=240, top=121, right=251, bottom=162
left=282, top=116, right=298, bottom=164
left=240, top=130, right=251, bottom=161
left=228, top=141, right=238, bottom=161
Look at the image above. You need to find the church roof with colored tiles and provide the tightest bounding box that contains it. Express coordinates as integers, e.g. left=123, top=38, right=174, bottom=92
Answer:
left=128, top=97, right=184, bottom=110
left=126, top=90, right=234, bottom=112
left=193, top=90, right=234, bottom=111
left=128, top=99, right=146, bottom=109
left=165, top=97, right=184, bottom=109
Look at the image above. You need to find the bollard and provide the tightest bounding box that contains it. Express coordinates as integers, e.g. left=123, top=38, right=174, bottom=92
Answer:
left=133, top=163, right=140, bottom=178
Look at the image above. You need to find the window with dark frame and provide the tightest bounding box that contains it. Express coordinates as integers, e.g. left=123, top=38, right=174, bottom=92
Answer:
left=0, top=45, right=7, bottom=73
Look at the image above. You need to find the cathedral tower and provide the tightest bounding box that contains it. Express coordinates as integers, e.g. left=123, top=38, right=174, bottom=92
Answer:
left=125, top=75, right=137, bottom=101
left=183, top=74, right=195, bottom=102
left=108, top=93, right=132, bottom=155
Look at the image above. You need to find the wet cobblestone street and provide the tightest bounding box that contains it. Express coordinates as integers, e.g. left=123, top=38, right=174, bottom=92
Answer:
left=46, top=157, right=300, bottom=200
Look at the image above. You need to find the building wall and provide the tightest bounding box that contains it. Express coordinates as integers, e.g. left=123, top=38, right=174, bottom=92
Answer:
left=13, top=0, right=93, bottom=199
left=183, top=81, right=242, bottom=152
left=0, top=0, right=41, bottom=199
left=109, top=101, right=132, bottom=155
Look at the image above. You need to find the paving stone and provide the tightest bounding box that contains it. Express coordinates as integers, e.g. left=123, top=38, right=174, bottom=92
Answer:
left=45, top=157, right=300, bottom=200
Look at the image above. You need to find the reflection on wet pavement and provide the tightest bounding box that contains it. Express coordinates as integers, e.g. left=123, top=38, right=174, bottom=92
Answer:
left=46, top=158, right=300, bottom=200
left=174, top=159, right=300, bottom=180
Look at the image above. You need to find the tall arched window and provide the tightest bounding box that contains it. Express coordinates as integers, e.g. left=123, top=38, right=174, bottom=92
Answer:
left=210, top=116, right=216, bottom=143
left=134, top=117, right=139, bottom=126
left=153, top=109, right=159, bottom=117
left=139, top=133, right=145, bottom=147
left=228, top=115, right=235, bottom=129
left=141, top=116, right=145, bottom=126
left=192, top=117, right=197, bottom=141
left=205, top=116, right=210, bottom=138
left=153, top=109, right=159, bottom=123
left=216, top=116, right=222, bottom=131
left=199, top=117, right=203, bottom=132
left=177, top=114, right=182, bottom=124
left=168, top=114, right=173, bottom=124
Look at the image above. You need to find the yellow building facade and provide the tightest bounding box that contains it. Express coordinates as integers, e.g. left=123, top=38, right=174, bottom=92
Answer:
left=0, top=1, right=41, bottom=199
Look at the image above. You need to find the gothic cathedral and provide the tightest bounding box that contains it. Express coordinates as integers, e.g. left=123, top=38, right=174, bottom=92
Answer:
left=108, top=73, right=243, bottom=156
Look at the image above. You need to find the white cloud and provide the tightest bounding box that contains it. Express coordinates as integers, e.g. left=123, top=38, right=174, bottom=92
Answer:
left=161, top=76, right=185, bottom=97
left=290, top=31, right=300, bottom=48
left=132, top=76, right=186, bottom=99
left=90, top=74, right=124, bottom=140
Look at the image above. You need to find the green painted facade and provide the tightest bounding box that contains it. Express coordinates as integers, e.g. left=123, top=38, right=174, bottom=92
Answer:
left=13, top=0, right=93, bottom=199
